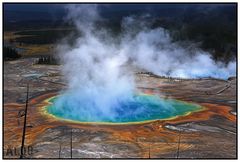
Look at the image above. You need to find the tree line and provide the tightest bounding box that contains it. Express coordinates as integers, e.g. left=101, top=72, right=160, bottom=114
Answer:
left=3, top=46, right=21, bottom=61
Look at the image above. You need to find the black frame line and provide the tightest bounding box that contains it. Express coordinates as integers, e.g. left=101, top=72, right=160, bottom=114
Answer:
left=2, top=2, right=238, bottom=160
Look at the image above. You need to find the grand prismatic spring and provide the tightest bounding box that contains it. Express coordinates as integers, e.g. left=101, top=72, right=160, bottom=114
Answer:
left=45, top=94, right=203, bottom=124
left=3, top=3, right=236, bottom=159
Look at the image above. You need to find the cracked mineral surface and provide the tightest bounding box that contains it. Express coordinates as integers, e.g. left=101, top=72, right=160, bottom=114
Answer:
left=3, top=58, right=236, bottom=159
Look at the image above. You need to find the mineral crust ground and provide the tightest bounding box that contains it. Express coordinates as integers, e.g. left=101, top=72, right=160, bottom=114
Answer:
left=3, top=58, right=236, bottom=159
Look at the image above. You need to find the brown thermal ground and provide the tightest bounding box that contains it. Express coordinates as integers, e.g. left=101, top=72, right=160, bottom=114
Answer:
left=4, top=58, right=236, bottom=158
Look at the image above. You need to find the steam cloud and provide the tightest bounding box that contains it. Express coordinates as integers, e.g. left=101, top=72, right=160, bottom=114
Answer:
left=53, top=5, right=236, bottom=121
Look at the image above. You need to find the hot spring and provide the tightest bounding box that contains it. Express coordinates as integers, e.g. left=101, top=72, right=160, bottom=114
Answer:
left=45, top=93, right=203, bottom=124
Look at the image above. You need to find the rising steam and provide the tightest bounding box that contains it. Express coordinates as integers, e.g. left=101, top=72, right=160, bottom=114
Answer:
left=53, top=5, right=236, bottom=121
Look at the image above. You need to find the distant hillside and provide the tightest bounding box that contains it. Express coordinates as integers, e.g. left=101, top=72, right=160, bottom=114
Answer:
left=3, top=3, right=236, bottom=62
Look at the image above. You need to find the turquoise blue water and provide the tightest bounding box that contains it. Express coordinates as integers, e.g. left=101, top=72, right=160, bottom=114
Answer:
left=46, top=94, right=202, bottom=124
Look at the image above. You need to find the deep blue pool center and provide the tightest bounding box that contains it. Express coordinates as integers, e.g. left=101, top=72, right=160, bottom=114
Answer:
left=46, top=94, right=203, bottom=124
